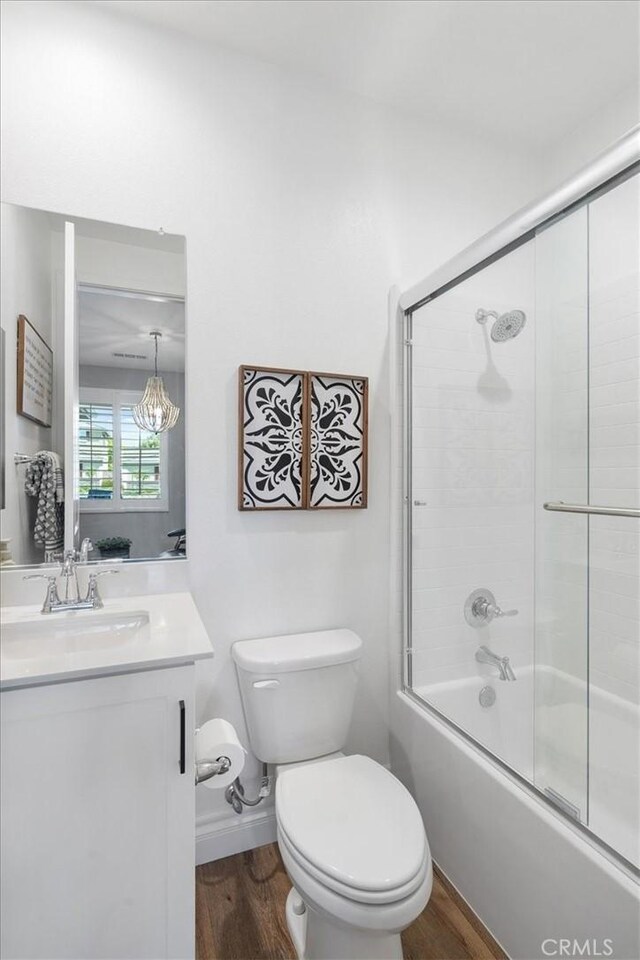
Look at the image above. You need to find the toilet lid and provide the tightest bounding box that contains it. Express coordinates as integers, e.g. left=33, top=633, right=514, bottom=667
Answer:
left=276, top=755, right=427, bottom=895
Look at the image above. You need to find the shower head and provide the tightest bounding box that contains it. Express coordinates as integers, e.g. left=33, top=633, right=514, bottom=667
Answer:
left=491, top=310, right=526, bottom=342
left=475, top=308, right=526, bottom=342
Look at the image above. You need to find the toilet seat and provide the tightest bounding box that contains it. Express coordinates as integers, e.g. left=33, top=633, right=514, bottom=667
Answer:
left=276, top=754, right=429, bottom=906
left=278, top=824, right=433, bottom=939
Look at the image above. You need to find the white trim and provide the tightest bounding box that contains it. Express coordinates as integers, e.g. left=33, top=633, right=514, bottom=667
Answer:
left=78, top=386, right=169, bottom=513
left=195, top=808, right=277, bottom=865
left=63, top=221, right=78, bottom=550
left=400, top=124, right=640, bottom=312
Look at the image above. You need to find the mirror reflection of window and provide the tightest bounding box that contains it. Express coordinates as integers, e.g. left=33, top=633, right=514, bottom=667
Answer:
left=78, top=392, right=168, bottom=508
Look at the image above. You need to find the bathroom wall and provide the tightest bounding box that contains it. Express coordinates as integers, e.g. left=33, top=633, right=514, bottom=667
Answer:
left=0, top=0, right=539, bottom=840
left=0, top=205, right=60, bottom=566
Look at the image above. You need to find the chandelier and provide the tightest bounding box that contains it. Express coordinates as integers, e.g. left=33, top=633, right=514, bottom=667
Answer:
left=132, top=331, right=180, bottom=434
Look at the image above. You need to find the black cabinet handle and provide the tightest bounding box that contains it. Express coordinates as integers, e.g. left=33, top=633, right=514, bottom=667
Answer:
left=179, top=700, right=186, bottom=774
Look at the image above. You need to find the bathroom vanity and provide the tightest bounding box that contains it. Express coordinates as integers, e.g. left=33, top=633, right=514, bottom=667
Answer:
left=0, top=592, right=213, bottom=960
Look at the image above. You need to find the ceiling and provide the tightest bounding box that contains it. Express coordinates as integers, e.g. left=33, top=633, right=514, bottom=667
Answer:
left=79, top=289, right=185, bottom=372
left=92, top=0, right=639, bottom=148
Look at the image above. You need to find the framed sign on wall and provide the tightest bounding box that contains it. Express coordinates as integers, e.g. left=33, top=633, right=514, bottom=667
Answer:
left=238, top=365, right=368, bottom=511
left=17, top=314, right=53, bottom=429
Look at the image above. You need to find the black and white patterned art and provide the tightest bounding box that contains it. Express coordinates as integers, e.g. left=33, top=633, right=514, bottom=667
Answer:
left=308, top=374, right=368, bottom=509
left=239, top=367, right=305, bottom=510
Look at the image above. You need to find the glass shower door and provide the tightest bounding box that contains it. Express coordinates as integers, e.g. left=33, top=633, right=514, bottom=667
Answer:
left=534, top=205, right=590, bottom=824
left=406, top=166, right=639, bottom=867
left=534, top=170, right=640, bottom=864
left=409, top=238, right=538, bottom=784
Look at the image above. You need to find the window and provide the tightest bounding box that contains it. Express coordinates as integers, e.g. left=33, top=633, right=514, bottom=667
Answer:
left=78, top=388, right=168, bottom=512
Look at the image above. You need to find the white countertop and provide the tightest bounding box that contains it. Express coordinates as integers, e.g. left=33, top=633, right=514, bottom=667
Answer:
left=0, top=592, right=213, bottom=690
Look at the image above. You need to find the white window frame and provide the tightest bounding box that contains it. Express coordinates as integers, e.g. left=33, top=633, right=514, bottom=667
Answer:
left=78, top=387, right=169, bottom=513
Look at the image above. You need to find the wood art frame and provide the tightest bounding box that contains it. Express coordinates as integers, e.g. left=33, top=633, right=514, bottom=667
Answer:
left=17, top=314, right=53, bottom=428
left=238, top=366, right=368, bottom=511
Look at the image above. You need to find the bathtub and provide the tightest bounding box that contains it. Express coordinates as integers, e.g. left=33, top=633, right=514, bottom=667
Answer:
left=416, top=667, right=535, bottom=780
left=390, top=680, right=640, bottom=960
left=413, top=666, right=639, bottom=867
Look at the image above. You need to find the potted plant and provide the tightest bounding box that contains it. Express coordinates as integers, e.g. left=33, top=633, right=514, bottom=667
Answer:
left=95, top=536, right=132, bottom=560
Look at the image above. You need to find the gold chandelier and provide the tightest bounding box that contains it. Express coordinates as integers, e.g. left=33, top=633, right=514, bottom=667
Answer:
left=132, top=331, right=180, bottom=434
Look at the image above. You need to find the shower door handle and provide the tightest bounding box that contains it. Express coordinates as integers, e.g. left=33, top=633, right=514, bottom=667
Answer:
left=544, top=501, right=640, bottom=519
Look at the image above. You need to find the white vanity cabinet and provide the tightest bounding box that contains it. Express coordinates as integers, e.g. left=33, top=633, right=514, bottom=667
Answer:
left=1, top=664, right=196, bottom=960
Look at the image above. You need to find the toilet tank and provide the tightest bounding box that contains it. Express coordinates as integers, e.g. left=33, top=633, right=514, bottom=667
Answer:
left=232, top=629, right=362, bottom=764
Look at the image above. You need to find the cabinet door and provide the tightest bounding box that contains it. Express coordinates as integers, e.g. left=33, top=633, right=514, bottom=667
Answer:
left=0, top=665, right=195, bottom=960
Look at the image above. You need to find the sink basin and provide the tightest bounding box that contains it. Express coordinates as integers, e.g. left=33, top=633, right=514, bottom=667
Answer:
left=1, top=592, right=212, bottom=689
left=2, top=611, right=150, bottom=661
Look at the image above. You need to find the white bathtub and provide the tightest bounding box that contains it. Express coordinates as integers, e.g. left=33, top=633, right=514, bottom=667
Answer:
left=417, top=667, right=535, bottom=779
left=414, top=665, right=639, bottom=867
left=390, top=683, right=640, bottom=960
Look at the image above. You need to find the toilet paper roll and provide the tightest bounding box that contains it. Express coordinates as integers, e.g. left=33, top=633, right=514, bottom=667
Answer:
left=195, top=718, right=246, bottom=789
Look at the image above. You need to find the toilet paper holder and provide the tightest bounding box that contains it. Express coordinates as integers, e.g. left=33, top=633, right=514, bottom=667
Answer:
left=195, top=755, right=232, bottom=786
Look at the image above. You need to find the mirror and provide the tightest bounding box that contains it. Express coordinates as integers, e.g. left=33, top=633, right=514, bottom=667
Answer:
left=0, top=203, right=186, bottom=568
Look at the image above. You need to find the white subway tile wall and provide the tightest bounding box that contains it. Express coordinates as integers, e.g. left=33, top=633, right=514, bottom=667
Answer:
left=410, top=241, right=535, bottom=704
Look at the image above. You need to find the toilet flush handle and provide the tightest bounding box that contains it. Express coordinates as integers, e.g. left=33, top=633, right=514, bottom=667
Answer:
left=252, top=679, right=279, bottom=689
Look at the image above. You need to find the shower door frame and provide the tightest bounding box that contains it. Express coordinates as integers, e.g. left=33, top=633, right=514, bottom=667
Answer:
left=399, top=125, right=640, bottom=876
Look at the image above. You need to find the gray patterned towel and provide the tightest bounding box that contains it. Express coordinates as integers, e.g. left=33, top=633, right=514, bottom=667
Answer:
left=24, top=451, right=64, bottom=562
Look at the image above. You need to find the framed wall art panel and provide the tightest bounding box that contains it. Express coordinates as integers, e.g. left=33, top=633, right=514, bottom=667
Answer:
left=17, top=314, right=53, bottom=428
left=238, top=366, right=308, bottom=510
left=307, top=372, right=368, bottom=509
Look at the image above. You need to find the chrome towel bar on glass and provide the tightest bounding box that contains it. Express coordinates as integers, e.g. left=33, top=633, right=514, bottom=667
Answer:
left=543, top=501, right=640, bottom=519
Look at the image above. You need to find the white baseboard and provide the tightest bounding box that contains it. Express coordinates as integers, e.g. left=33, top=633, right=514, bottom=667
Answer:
left=196, top=807, right=277, bottom=865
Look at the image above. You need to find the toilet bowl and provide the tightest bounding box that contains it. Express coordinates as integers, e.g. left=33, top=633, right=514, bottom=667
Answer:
left=275, top=754, right=432, bottom=960
left=232, top=629, right=433, bottom=959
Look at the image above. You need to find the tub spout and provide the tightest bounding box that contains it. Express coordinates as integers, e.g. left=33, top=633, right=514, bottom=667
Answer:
left=475, top=645, right=516, bottom=681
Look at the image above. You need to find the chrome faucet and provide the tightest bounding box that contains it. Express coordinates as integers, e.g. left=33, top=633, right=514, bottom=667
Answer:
left=24, top=542, right=118, bottom=614
left=464, top=588, right=518, bottom=628
left=475, top=645, right=516, bottom=681
left=79, top=537, right=94, bottom=563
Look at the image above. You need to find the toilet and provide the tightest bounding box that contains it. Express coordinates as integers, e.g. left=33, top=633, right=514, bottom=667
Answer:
left=232, top=629, right=432, bottom=960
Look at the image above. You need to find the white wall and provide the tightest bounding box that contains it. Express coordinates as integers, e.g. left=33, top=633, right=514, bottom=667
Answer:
left=0, top=0, right=539, bottom=832
left=0, top=205, right=58, bottom=565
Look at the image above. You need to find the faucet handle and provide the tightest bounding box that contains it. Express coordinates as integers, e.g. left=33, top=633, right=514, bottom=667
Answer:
left=494, top=605, right=518, bottom=618
left=23, top=574, right=60, bottom=614
left=85, top=569, right=119, bottom=609
left=465, top=588, right=518, bottom=626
